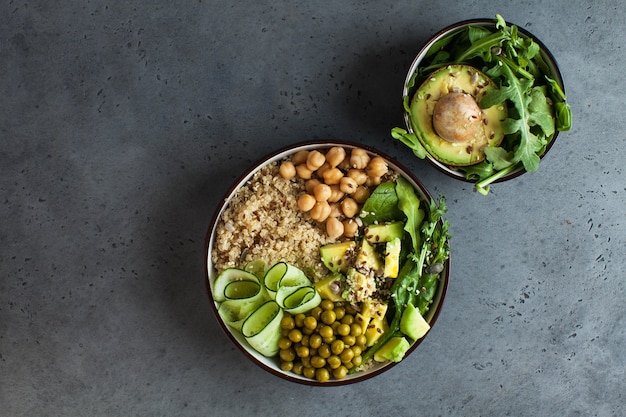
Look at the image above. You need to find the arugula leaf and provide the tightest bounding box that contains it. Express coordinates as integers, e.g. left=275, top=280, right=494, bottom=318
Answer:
left=391, top=127, right=427, bottom=159
left=482, top=60, right=544, bottom=172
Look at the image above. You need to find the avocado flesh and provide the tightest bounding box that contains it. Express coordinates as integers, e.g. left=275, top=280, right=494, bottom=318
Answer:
left=320, top=241, right=356, bottom=273
left=409, top=64, right=507, bottom=166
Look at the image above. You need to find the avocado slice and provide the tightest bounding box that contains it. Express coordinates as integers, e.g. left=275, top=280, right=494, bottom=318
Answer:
left=364, top=221, right=404, bottom=243
left=383, top=237, right=402, bottom=278
left=355, top=239, right=382, bottom=273
left=409, top=64, right=507, bottom=166
left=373, top=336, right=411, bottom=363
left=313, top=273, right=345, bottom=302
left=400, top=302, right=430, bottom=341
left=320, top=241, right=356, bottom=273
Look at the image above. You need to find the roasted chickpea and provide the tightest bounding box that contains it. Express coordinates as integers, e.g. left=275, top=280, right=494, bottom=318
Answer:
left=347, top=168, right=368, bottom=185
left=306, top=150, right=326, bottom=171
left=366, top=156, right=388, bottom=179
left=295, top=164, right=313, bottom=180
left=316, top=161, right=331, bottom=179
left=309, top=201, right=331, bottom=222
left=313, top=183, right=332, bottom=202
left=279, top=161, right=296, bottom=180
left=341, top=197, right=359, bottom=218
left=325, top=146, right=346, bottom=167
left=327, top=185, right=345, bottom=203
left=350, top=148, right=370, bottom=169
left=339, top=176, right=358, bottom=194
left=326, top=217, right=344, bottom=239
left=353, top=186, right=370, bottom=203
left=322, top=167, right=344, bottom=185
left=292, top=150, right=309, bottom=165
left=305, top=178, right=321, bottom=194
left=342, top=219, right=359, bottom=238
left=297, top=194, right=316, bottom=212
left=329, top=203, right=343, bottom=218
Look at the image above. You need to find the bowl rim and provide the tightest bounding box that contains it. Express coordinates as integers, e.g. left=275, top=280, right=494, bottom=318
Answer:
left=203, top=139, right=450, bottom=386
left=401, top=18, right=566, bottom=183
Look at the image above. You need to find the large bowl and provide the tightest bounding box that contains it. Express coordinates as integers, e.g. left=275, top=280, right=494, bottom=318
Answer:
left=401, top=18, right=567, bottom=185
left=204, top=140, right=450, bottom=386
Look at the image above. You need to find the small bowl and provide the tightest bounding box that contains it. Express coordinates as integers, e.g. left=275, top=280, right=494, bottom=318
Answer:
left=204, top=140, right=450, bottom=385
left=401, top=18, right=567, bottom=185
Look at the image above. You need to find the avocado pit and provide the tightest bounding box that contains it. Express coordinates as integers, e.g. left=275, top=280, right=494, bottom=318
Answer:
left=432, top=92, right=483, bottom=143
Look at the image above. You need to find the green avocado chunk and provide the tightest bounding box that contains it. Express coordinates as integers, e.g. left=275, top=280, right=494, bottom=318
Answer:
left=373, top=336, right=411, bottom=362
left=320, top=241, right=356, bottom=273
left=364, top=221, right=405, bottom=243
left=409, top=64, right=507, bottom=166
left=400, top=302, right=431, bottom=341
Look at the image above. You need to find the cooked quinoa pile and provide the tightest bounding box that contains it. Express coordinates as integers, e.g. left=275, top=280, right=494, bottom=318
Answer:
left=212, top=161, right=335, bottom=279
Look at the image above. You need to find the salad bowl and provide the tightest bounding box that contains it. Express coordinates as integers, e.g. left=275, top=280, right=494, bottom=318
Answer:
left=204, top=140, right=450, bottom=385
left=395, top=15, right=572, bottom=194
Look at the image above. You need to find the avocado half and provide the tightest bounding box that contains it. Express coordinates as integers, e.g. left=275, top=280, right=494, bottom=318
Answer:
left=409, top=64, right=507, bottom=166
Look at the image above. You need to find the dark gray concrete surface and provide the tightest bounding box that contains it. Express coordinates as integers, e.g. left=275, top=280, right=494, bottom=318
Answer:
left=1, top=1, right=624, bottom=416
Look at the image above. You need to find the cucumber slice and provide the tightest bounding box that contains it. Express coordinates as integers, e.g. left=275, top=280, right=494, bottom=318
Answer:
left=242, top=300, right=284, bottom=357
left=275, top=285, right=322, bottom=314
left=218, top=298, right=264, bottom=332
left=263, top=262, right=310, bottom=297
left=213, top=268, right=260, bottom=302
left=244, top=259, right=268, bottom=279
left=224, top=280, right=261, bottom=300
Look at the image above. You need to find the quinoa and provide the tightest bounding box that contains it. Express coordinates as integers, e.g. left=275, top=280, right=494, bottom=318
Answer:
left=211, top=161, right=336, bottom=279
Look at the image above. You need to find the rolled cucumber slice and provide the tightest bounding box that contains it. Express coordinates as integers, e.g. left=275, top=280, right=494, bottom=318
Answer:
left=242, top=300, right=284, bottom=357
left=275, top=285, right=322, bottom=315
left=213, top=268, right=260, bottom=302
left=218, top=298, right=264, bottom=332
left=263, top=262, right=310, bottom=298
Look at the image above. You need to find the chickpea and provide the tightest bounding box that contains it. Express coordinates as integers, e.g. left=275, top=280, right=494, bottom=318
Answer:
left=350, top=148, right=370, bottom=169
left=306, top=150, right=326, bottom=171
left=339, top=176, right=358, bottom=194
left=347, top=168, right=368, bottom=185
left=327, top=185, right=345, bottom=203
left=279, top=161, right=296, bottom=180
left=341, top=197, right=359, bottom=218
left=292, top=150, right=309, bottom=165
left=366, top=156, right=388, bottom=179
left=342, top=219, right=359, bottom=238
left=353, top=186, right=370, bottom=203
left=296, top=164, right=313, bottom=180
left=297, top=194, right=316, bottom=212
left=366, top=175, right=382, bottom=187
left=329, top=203, right=343, bottom=218
left=305, top=178, right=321, bottom=194
left=309, top=201, right=331, bottom=222
left=316, top=161, right=331, bottom=179
left=326, top=217, right=344, bottom=239
left=322, top=167, right=344, bottom=185
left=313, top=183, right=332, bottom=202
left=325, top=146, right=346, bottom=167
